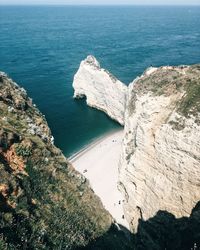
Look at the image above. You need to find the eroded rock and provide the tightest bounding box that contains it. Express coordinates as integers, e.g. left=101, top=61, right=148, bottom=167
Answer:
left=73, top=55, right=127, bottom=125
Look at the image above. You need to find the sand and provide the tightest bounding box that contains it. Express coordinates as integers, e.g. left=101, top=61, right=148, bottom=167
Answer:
left=69, top=129, right=129, bottom=229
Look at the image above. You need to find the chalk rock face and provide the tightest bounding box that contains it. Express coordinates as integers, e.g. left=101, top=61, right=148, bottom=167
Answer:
left=73, top=55, right=127, bottom=125
left=119, top=65, right=200, bottom=231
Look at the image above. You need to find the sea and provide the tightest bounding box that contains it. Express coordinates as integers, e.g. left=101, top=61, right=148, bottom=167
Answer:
left=0, top=5, right=200, bottom=156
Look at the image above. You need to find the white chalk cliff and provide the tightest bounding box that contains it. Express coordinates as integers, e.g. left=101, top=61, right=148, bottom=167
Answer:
left=73, top=55, right=127, bottom=125
left=119, top=65, right=200, bottom=231
left=72, top=57, right=200, bottom=233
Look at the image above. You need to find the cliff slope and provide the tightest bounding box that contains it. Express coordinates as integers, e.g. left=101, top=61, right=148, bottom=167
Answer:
left=73, top=55, right=127, bottom=125
left=0, top=72, right=113, bottom=249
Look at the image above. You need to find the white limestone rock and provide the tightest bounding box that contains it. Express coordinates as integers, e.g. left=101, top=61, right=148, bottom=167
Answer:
left=72, top=59, right=200, bottom=233
left=119, top=65, right=200, bottom=231
left=73, top=55, right=127, bottom=125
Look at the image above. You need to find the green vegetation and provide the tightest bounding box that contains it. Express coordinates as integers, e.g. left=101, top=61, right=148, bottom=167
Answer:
left=0, top=236, right=8, bottom=250
left=132, top=65, right=200, bottom=125
left=15, top=145, right=32, bottom=157
left=0, top=73, right=113, bottom=250
left=178, top=78, right=200, bottom=118
left=0, top=135, right=112, bottom=249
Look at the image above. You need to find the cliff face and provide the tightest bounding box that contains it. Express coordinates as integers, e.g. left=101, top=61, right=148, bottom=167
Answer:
left=0, top=72, right=113, bottom=249
left=119, top=65, right=200, bottom=231
left=73, top=55, right=127, bottom=125
left=72, top=57, right=200, bottom=237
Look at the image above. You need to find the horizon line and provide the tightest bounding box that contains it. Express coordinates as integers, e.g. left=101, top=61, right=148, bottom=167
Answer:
left=0, top=3, right=200, bottom=6
left=0, top=3, right=200, bottom=7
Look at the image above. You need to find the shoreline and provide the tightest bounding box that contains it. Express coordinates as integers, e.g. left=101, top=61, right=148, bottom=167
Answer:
left=68, top=129, right=122, bottom=162
left=69, top=129, right=130, bottom=229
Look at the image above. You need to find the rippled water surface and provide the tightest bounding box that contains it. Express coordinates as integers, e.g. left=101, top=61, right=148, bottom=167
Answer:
left=0, top=6, right=200, bottom=156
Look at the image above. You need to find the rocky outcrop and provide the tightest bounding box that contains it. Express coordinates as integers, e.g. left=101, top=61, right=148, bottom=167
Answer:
left=72, top=57, right=200, bottom=241
left=73, top=55, right=127, bottom=125
left=72, top=58, right=200, bottom=237
left=119, top=65, right=200, bottom=232
left=0, top=72, right=114, bottom=249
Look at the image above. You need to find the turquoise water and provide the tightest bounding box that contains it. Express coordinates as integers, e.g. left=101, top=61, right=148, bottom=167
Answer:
left=0, top=6, right=200, bottom=156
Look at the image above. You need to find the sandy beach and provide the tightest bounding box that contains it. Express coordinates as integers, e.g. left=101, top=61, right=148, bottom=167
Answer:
left=70, top=129, right=129, bottom=229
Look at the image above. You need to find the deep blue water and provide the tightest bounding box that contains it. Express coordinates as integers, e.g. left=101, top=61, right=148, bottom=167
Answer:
left=0, top=6, right=200, bottom=156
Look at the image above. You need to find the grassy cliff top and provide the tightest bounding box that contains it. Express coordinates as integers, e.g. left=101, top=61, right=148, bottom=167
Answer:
left=130, top=64, right=200, bottom=120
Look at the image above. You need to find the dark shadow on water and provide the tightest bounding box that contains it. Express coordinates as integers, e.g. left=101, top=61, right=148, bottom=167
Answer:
left=82, top=201, right=200, bottom=250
